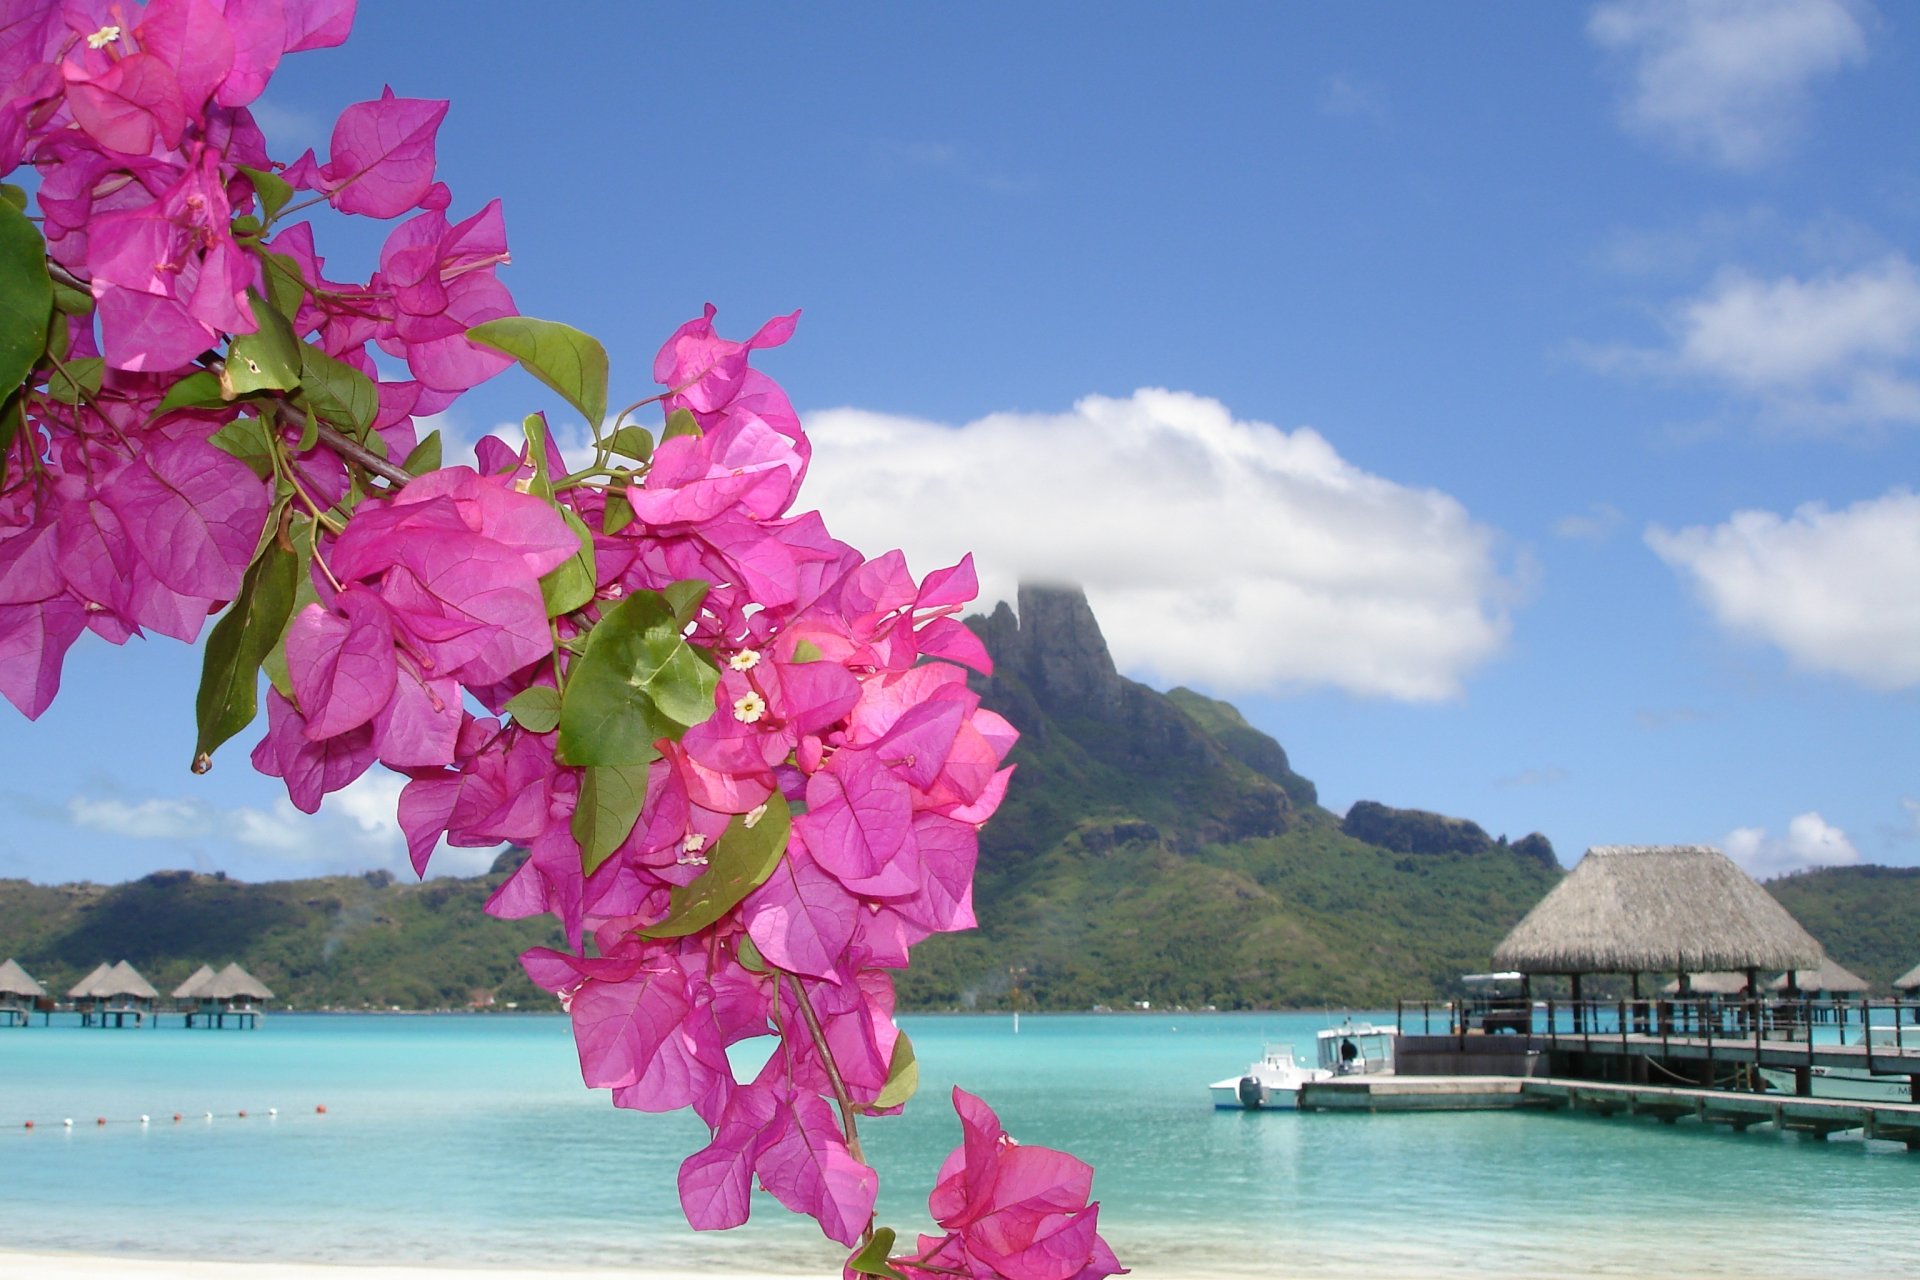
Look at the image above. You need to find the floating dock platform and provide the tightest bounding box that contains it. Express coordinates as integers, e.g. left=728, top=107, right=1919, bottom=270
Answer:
left=1299, top=1074, right=1920, bottom=1147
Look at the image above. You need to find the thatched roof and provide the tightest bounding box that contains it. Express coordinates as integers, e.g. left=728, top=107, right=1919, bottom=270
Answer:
left=70, top=960, right=160, bottom=1000
left=1896, top=962, right=1920, bottom=993
left=1768, top=955, right=1868, bottom=994
left=172, top=964, right=217, bottom=999
left=1658, top=971, right=1751, bottom=996
left=67, top=961, right=114, bottom=998
left=0, top=958, right=45, bottom=998
left=1492, top=845, right=1824, bottom=976
left=200, top=962, right=273, bottom=1001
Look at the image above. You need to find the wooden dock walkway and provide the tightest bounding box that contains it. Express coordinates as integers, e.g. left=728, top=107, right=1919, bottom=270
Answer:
left=1298, top=1074, right=1920, bottom=1148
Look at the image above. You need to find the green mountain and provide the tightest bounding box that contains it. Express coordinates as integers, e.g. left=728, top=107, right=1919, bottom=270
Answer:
left=895, top=585, right=1563, bottom=1010
left=9, top=583, right=1900, bottom=1014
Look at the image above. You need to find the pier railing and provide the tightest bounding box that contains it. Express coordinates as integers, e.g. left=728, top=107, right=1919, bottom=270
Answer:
left=1397, top=995, right=1920, bottom=1054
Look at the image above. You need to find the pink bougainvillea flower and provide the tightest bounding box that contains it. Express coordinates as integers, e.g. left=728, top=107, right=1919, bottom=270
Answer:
left=895, top=1089, right=1125, bottom=1280
left=285, top=86, right=446, bottom=218
left=654, top=303, right=799, bottom=414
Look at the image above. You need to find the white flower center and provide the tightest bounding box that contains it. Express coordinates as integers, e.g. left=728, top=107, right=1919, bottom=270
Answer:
left=87, top=25, right=121, bottom=49
left=732, top=692, right=766, bottom=724
left=729, top=648, right=761, bottom=671
left=744, top=803, right=768, bottom=829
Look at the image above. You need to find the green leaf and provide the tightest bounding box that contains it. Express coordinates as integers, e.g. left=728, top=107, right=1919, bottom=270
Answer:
left=298, top=343, right=380, bottom=438
left=0, top=198, right=52, bottom=397
left=225, top=292, right=302, bottom=395
left=573, top=762, right=653, bottom=875
left=556, top=588, right=720, bottom=766
left=209, top=415, right=276, bottom=480
left=539, top=505, right=597, bottom=617
left=0, top=391, right=21, bottom=488
left=467, top=316, right=608, bottom=429
left=602, top=486, right=635, bottom=535
left=44, top=357, right=103, bottom=406
left=521, top=411, right=555, bottom=499
left=504, top=685, right=563, bottom=734
left=791, top=638, right=824, bottom=663
left=0, top=184, right=25, bottom=212
left=192, top=541, right=298, bottom=770
left=664, top=578, right=710, bottom=626
left=736, top=933, right=768, bottom=973
left=155, top=370, right=227, bottom=416
left=238, top=165, right=294, bottom=224
left=639, top=793, right=791, bottom=940
left=872, top=1031, right=919, bottom=1110
left=263, top=519, right=320, bottom=701
left=608, top=425, right=654, bottom=463
left=846, top=1227, right=905, bottom=1280
left=50, top=278, right=92, bottom=316
left=663, top=407, right=702, bottom=441
left=258, top=249, right=308, bottom=323
left=402, top=429, right=443, bottom=476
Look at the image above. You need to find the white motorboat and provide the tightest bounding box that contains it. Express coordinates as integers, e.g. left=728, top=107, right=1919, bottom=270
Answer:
left=1316, top=1019, right=1398, bottom=1077
left=1210, top=1043, right=1332, bottom=1109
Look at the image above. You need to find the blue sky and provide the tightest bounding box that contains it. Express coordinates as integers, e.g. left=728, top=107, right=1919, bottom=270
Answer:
left=6, top=1, right=1918, bottom=886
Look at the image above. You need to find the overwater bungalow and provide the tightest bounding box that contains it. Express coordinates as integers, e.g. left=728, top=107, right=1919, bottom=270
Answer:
left=1896, top=962, right=1920, bottom=996
left=1491, top=844, right=1823, bottom=1032
left=172, top=964, right=217, bottom=1004
left=69, top=959, right=160, bottom=1028
left=182, top=962, right=274, bottom=1029
left=0, top=958, right=46, bottom=1027
left=1768, top=955, right=1869, bottom=997
left=1658, top=971, right=1752, bottom=997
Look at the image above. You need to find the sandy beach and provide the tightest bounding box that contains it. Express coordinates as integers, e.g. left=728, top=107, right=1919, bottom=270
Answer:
left=0, top=1259, right=802, bottom=1280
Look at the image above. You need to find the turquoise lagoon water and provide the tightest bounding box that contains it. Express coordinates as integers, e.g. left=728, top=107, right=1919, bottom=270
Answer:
left=3, top=1011, right=1917, bottom=1278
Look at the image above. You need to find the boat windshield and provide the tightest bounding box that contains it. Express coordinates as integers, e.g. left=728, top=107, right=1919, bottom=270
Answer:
left=1317, top=1022, right=1395, bottom=1075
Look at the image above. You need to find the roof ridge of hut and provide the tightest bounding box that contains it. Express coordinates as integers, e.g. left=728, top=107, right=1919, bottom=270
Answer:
left=1767, top=953, right=1869, bottom=994
left=1492, top=844, right=1823, bottom=976
left=1896, top=961, right=1920, bottom=993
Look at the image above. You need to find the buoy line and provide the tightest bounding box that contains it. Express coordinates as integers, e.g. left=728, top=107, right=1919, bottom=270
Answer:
left=14, top=1104, right=327, bottom=1131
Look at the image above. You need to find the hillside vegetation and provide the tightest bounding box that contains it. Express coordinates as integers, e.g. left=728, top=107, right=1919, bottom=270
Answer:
left=4, top=585, right=1904, bottom=1012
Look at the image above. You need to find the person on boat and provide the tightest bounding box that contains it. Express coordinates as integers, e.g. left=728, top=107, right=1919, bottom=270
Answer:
left=1339, top=1036, right=1358, bottom=1071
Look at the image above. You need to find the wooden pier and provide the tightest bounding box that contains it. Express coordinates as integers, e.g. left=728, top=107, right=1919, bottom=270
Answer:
left=1299, top=1074, right=1920, bottom=1148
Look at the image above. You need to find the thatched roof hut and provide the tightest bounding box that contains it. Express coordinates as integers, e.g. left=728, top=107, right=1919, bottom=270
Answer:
left=1493, top=845, right=1824, bottom=976
left=1896, top=962, right=1920, bottom=994
left=69, top=960, right=159, bottom=1001
left=172, top=964, right=217, bottom=1000
left=1767, top=955, right=1868, bottom=995
left=201, top=963, right=273, bottom=1003
left=0, top=958, right=45, bottom=1000
left=67, top=961, right=114, bottom=999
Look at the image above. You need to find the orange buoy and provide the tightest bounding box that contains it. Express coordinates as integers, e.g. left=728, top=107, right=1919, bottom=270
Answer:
left=315, top=1104, right=327, bottom=1114
left=172, top=1113, right=182, bottom=1122
left=23, top=1120, right=32, bottom=1129
left=96, top=1117, right=105, bottom=1126
left=238, top=1110, right=247, bottom=1118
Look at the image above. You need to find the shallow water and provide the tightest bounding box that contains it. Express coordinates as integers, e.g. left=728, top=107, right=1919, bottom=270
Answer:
left=2, top=1011, right=1915, bottom=1277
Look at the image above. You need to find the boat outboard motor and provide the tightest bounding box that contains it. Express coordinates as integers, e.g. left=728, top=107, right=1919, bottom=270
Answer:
left=1237, top=1075, right=1266, bottom=1109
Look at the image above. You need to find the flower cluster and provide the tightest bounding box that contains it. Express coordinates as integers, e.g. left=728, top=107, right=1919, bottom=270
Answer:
left=0, top=4, right=1122, bottom=1275
left=0, top=0, right=512, bottom=719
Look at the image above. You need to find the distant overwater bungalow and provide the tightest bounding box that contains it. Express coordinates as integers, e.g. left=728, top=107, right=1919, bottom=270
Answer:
left=67, top=959, right=159, bottom=1028
left=0, top=958, right=45, bottom=1027
left=177, top=962, right=274, bottom=1028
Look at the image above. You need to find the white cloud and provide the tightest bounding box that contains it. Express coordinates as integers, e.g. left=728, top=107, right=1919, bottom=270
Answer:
left=68, top=796, right=205, bottom=840
left=802, top=389, right=1515, bottom=700
left=1592, top=256, right=1920, bottom=430
left=1555, top=502, right=1626, bottom=542
left=1588, top=0, right=1870, bottom=168
left=63, top=772, right=499, bottom=880
left=1722, top=811, right=1860, bottom=878
left=1647, top=488, right=1920, bottom=689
